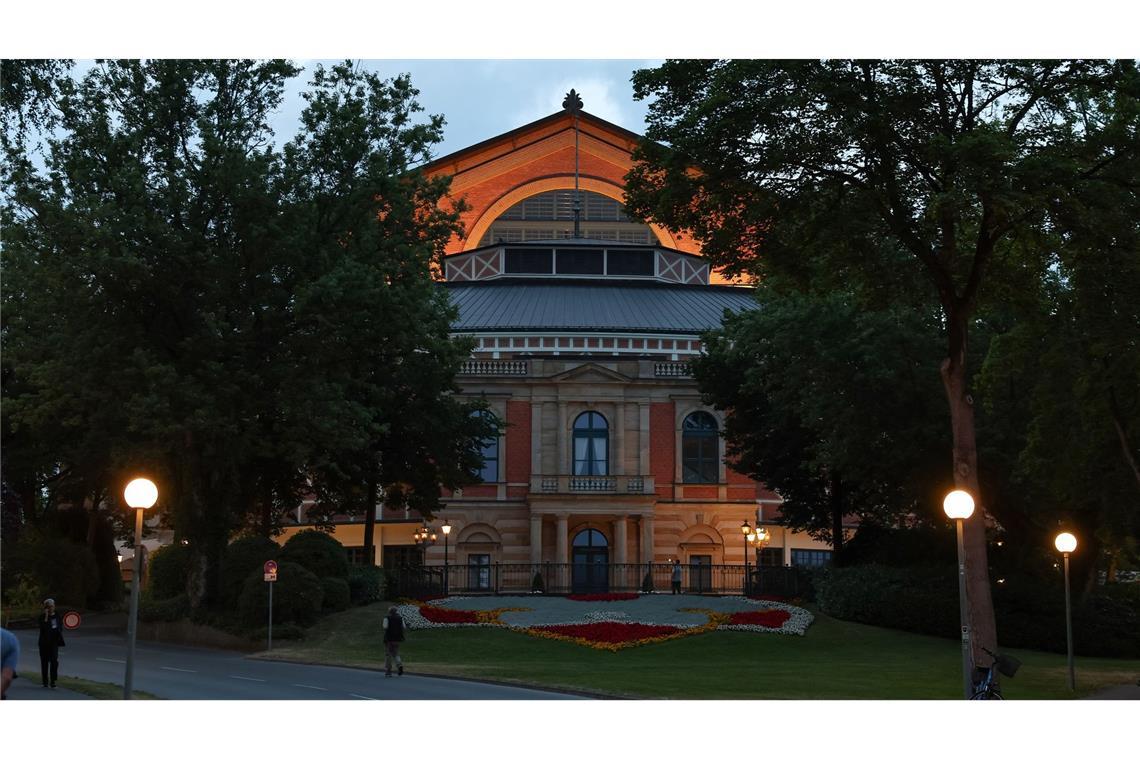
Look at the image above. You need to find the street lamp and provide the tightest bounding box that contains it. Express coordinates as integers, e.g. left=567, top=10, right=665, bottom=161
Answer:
left=123, top=477, right=158, bottom=700
left=747, top=527, right=770, bottom=596
left=943, top=489, right=975, bottom=699
left=441, top=520, right=452, bottom=596
left=1054, top=531, right=1078, bottom=691
left=741, top=521, right=752, bottom=595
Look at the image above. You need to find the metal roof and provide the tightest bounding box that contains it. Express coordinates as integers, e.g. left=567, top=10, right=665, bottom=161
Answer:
left=443, top=279, right=757, bottom=334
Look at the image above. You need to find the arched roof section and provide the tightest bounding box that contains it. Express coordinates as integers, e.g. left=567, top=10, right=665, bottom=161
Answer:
left=456, top=522, right=503, bottom=545
left=678, top=524, right=724, bottom=547
left=463, top=176, right=680, bottom=252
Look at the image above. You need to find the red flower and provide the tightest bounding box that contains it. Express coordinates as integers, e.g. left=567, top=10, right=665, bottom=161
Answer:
left=727, top=610, right=792, bottom=627
left=565, top=593, right=640, bottom=602
left=534, top=622, right=678, bottom=644
left=419, top=606, right=479, bottom=624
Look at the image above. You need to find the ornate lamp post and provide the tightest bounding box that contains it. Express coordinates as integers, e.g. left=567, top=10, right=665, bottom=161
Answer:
left=749, top=526, right=771, bottom=593
left=123, top=477, right=158, bottom=700
left=1054, top=531, right=1078, bottom=691
left=943, top=489, right=975, bottom=699
left=441, top=520, right=452, bottom=596
left=740, top=521, right=752, bottom=594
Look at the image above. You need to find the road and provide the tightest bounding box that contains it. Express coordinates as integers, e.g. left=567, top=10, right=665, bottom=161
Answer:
left=10, top=627, right=584, bottom=700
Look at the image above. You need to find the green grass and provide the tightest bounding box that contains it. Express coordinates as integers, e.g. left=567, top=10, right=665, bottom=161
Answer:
left=18, top=671, right=162, bottom=700
left=258, top=602, right=1140, bottom=699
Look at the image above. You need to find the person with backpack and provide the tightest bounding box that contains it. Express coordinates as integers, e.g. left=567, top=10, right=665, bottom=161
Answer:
left=382, top=606, right=406, bottom=677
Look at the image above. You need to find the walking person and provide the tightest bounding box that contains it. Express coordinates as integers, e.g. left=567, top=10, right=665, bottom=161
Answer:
left=38, top=598, right=65, bottom=688
left=382, top=606, right=405, bottom=677
left=671, top=559, right=683, bottom=595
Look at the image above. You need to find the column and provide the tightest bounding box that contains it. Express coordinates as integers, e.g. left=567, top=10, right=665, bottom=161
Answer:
left=556, top=513, right=569, bottom=564
left=557, top=401, right=568, bottom=474
left=641, top=513, right=655, bottom=564
left=530, top=514, right=543, bottom=564
left=614, top=517, right=628, bottom=565
left=615, top=401, right=626, bottom=476
left=638, top=402, right=650, bottom=475
left=530, top=400, right=542, bottom=476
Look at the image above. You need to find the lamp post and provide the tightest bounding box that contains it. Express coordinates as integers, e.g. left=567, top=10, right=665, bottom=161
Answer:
left=943, top=489, right=975, bottom=699
left=741, top=521, right=752, bottom=595
left=413, top=522, right=437, bottom=593
left=123, top=477, right=158, bottom=700
left=1054, top=531, right=1078, bottom=691
left=749, top=527, right=771, bottom=593
left=441, top=520, right=452, bottom=596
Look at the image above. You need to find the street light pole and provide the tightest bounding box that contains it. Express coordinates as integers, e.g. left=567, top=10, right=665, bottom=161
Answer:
left=741, top=521, right=752, bottom=595
left=1055, top=532, right=1078, bottom=691
left=442, top=521, right=452, bottom=597
left=123, top=477, right=158, bottom=700
left=943, top=490, right=975, bottom=700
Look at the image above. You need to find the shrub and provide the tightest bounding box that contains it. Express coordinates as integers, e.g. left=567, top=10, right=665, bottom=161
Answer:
left=348, top=565, right=385, bottom=605
left=531, top=571, right=545, bottom=593
left=237, top=561, right=323, bottom=627
left=146, top=543, right=193, bottom=600
left=320, top=577, right=351, bottom=612
left=1, top=531, right=100, bottom=607
left=139, top=593, right=190, bottom=622
left=220, top=535, right=280, bottom=607
left=278, top=530, right=349, bottom=579
left=248, top=622, right=305, bottom=641
left=641, top=572, right=654, bottom=593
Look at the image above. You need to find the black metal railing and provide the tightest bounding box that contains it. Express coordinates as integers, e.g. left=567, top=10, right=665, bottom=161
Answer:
left=386, top=563, right=809, bottom=598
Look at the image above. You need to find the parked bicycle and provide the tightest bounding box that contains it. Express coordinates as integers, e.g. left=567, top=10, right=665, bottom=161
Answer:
left=970, top=646, right=1021, bottom=700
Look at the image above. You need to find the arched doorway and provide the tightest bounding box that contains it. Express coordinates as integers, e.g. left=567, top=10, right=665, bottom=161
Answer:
left=572, top=528, right=609, bottom=593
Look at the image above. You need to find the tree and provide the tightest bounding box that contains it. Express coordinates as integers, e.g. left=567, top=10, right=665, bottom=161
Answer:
left=624, top=59, right=1137, bottom=661
left=693, top=288, right=949, bottom=557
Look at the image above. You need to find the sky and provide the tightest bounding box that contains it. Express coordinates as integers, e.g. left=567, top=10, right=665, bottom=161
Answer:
left=271, top=60, right=662, bottom=159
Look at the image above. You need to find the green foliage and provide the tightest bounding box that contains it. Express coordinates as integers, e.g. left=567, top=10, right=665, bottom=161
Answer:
left=320, top=577, right=351, bottom=613
left=347, top=565, right=385, bottom=605
left=249, top=622, right=305, bottom=641
left=531, top=571, right=545, bottom=593
left=279, top=530, right=349, bottom=579
left=816, top=564, right=1140, bottom=658
left=138, top=593, right=190, bottom=623
left=1, top=531, right=99, bottom=607
left=146, top=543, right=193, bottom=600
left=1, top=573, right=42, bottom=611
left=237, top=561, right=322, bottom=627
left=220, top=536, right=280, bottom=607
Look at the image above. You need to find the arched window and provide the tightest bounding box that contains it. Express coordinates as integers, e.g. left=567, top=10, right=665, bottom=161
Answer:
left=682, top=411, right=719, bottom=483
left=572, top=528, right=608, bottom=548
left=472, top=410, right=498, bottom=483
left=572, top=412, right=608, bottom=476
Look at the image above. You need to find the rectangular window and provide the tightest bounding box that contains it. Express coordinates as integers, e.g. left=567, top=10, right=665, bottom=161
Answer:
left=606, top=249, right=655, bottom=276
left=791, top=549, right=832, bottom=568
left=344, top=546, right=374, bottom=566
left=556, top=248, right=605, bottom=275
left=504, top=248, right=553, bottom=274
left=468, top=554, right=491, bottom=591
left=757, top=547, right=783, bottom=567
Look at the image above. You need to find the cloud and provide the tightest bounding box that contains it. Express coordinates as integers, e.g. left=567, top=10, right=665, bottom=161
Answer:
left=512, top=75, right=634, bottom=131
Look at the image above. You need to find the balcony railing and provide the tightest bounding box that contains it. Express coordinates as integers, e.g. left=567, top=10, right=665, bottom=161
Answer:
left=654, top=361, right=692, bottom=377
left=386, top=563, right=811, bottom=598
left=531, top=474, right=654, bottom=494
left=458, top=359, right=528, bottom=376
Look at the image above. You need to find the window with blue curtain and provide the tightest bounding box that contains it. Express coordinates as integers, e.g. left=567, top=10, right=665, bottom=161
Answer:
left=472, top=410, right=498, bottom=483
left=682, top=411, right=719, bottom=483
left=572, top=412, right=609, bottom=475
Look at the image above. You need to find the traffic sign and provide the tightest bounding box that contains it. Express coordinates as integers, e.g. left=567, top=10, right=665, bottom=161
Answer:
left=264, top=559, right=278, bottom=582
left=62, top=611, right=82, bottom=629
left=264, top=573, right=277, bottom=582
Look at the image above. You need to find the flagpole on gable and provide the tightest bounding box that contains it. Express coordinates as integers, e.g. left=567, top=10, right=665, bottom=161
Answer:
left=563, top=89, right=584, bottom=239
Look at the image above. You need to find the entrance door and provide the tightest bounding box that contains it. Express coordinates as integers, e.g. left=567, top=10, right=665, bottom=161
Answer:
left=689, top=555, right=712, bottom=593
left=571, top=529, right=609, bottom=593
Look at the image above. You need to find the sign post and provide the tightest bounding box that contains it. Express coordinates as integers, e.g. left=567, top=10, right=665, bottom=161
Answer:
left=264, top=560, right=278, bottom=651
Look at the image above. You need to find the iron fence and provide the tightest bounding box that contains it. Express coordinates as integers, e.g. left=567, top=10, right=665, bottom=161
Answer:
left=385, top=563, right=809, bottom=598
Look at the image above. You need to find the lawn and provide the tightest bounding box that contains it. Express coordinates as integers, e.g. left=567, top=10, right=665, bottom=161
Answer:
left=17, top=671, right=162, bottom=700
left=258, top=601, right=1140, bottom=699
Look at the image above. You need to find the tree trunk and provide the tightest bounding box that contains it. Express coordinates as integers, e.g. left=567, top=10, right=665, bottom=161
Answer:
left=363, top=472, right=378, bottom=566
left=940, top=317, right=998, bottom=668
left=829, top=475, right=845, bottom=564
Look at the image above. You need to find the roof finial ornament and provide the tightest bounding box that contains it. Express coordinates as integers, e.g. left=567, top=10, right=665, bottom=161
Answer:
left=562, top=89, right=583, bottom=113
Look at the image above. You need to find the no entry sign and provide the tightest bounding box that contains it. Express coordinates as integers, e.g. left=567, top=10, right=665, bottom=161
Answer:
left=62, top=611, right=82, bottom=630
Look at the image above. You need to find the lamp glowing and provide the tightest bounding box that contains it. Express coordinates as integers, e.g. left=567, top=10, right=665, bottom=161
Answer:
left=441, top=522, right=452, bottom=536
left=942, top=490, right=975, bottom=520
left=741, top=521, right=752, bottom=536
left=1054, top=532, right=1077, bottom=554
left=124, top=478, right=158, bottom=509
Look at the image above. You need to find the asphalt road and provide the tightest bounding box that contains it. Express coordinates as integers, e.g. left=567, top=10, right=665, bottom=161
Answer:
left=9, top=627, right=584, bottom=700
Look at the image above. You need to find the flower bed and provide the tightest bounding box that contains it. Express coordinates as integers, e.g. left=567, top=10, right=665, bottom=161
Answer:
left=727, top=610, right=792, bottom=627
left=566, top=593, right=640, bottom=602
left=418, top=606, right=479, bottom=624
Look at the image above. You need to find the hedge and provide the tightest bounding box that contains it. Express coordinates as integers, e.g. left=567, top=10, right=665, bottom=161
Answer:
left=815, top=564, right=1140, bottom=658
left=220, top=535, right=280, bottom=607
left=320, top=577, right=351, bottom=613
left=139, top=593, right=190, bottom=622
left=237, top=561, right=323, bottom=627
left=146, top=543, right=193, bottom=600
left=348, top=566, right=385, bottom=605
left=278, top=530, right=349, bottom=579
left=1, top=533, right=100, bottom=608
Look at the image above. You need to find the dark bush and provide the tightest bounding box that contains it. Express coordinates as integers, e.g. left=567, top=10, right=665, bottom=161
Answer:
left=531, top=571, right=545, bottom=593
left=321, top=577, right=351, bottom=612
left=1, top=531, right=100, bottom=608
left=220, top=535, right=280, bottom=607
left=836, top=524, right=957, bottom=567
left=138, top=592, right=190, bottom=622
left=348, top=566, right=385, bottom=605
left=146, top=543, right=193, bottom=600
left=237, top=561, right=322, bottom=627
left=278, top=530, right=349, bottom=579
left=815, top=564, right=1140, bottom=658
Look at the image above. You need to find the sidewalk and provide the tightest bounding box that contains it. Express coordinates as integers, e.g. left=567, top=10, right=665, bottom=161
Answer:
left=5, top=674, right=93, bottom=700
left=1086, top=683, right=1140, bottom=700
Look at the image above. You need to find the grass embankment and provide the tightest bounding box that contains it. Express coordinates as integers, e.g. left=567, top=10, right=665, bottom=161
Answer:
left=18, top=672, right=162, bottom=700
left=259, top=602, right=1139, bottom=699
